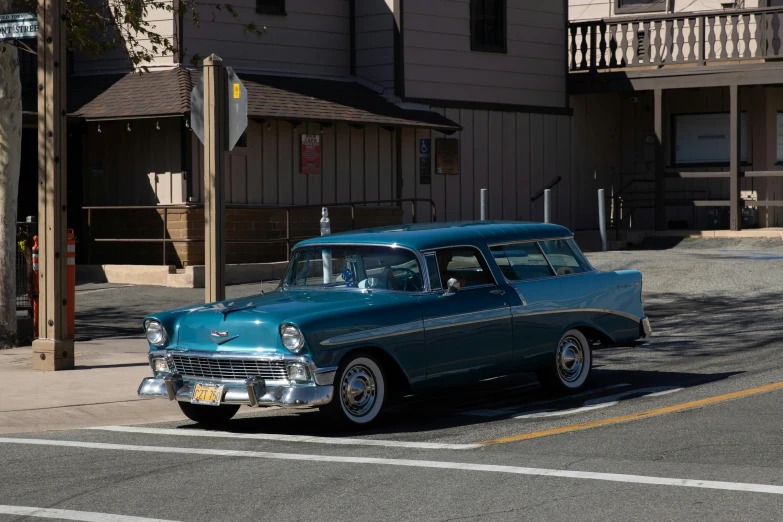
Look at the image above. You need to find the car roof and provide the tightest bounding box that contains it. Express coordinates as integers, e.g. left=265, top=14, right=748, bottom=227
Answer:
left=295, top=221, right=573, bottom=251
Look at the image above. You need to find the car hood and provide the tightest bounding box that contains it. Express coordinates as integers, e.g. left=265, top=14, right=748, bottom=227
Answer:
left=171, top=289, right=404, bottom=354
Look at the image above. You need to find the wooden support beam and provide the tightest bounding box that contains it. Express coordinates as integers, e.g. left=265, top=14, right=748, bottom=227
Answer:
left=203, top=54, right=227, bottom=303
left=32, top=0, right=73, bottom=370
left=729, top=84, right=741, bottom=231
left=665, top=172, right=731, bottom=179
left=654, top=88, right=666, bottom=231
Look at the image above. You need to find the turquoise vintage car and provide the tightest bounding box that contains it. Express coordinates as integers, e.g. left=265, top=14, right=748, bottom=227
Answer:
left=138, top=222, right=651, bottom=426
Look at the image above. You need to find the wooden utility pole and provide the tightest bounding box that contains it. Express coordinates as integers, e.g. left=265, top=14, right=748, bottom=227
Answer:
left=32, top=0, right=72, bottom=369
left=203, top=54, right=226, bottom=303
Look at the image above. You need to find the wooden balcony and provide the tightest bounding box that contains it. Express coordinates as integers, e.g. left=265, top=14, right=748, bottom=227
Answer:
left=568, top=7, right=783, bottom=73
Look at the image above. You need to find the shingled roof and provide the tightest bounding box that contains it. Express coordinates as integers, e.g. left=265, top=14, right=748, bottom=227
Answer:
left=72, top=67, right=460, bottom=132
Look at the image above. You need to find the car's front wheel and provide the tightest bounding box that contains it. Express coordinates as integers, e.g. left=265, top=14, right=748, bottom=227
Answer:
left=323, top=353, right=386, bottom=427
left=178, top=402, right=240, bottom=426
left=537, top=329, right=592, bottom=394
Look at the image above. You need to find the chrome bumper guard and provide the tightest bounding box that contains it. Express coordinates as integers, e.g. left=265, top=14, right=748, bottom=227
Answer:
left=138, top=373, right=334, bottom=408
left=636, top=316, right=652, bottom=346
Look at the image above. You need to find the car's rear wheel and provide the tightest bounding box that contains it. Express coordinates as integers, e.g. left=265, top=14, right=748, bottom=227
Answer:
left=323, top=353, right=386, bottom=427
left=178, top=402, right=240, bottom=426
left=537, top=329, right=592, bottom=394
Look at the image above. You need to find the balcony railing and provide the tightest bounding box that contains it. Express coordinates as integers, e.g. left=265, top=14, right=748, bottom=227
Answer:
left=569, top=7, right=783, bottom=71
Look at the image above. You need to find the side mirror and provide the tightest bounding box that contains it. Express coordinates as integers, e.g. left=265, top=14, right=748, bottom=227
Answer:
left=446, top=278, right=460, bottom=294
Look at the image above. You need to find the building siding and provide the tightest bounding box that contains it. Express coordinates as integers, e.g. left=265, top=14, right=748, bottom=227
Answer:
left=356, top=0, right=395, bottom=89
left=403, top=0, right=566, bottom=107
left=73, top=1, right=176, bottom=73
left=400, top=108, right=573, bottom=226
left=182, top=0, right=350, bottom=77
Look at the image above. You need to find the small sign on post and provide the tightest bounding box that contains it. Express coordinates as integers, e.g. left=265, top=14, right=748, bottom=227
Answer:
left=301, top=134, right=321, bottom=174
left=419, top=138, right=431, bottom=185
left=191, top=66, right=248, bottom=151
left=0, top=13, right=38, bottom=40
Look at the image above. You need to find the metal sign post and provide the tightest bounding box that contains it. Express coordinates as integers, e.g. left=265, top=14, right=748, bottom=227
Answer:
left=191, top=55, right=247, bottom=303
left=31, top=0, right=72, bottom=370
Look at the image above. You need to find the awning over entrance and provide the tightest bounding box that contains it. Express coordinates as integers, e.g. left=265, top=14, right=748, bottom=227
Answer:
left=71, top=67, right=461, bottom=132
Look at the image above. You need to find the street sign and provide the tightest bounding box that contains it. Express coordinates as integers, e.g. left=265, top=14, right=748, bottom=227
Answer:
left=0, top=13, right=37, bottom=40
left=190, top=66, right=248, bottom=151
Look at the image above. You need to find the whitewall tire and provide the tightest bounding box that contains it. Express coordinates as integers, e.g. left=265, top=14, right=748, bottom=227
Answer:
left=329, top=354, right=386, bottom=426
left=537, top=329, right=592, bottom=394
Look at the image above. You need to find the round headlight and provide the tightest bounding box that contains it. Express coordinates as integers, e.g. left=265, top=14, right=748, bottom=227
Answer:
left=145, top=320, right=167, bottom=347
left=280, top=324, right=305, bottom=353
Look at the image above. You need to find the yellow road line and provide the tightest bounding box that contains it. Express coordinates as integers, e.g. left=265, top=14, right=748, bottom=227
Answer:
left=477, top=380, right=783, bottom=446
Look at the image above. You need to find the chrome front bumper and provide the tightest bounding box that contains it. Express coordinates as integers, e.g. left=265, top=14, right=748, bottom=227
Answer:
left=138, top=374, right=334, bottom=408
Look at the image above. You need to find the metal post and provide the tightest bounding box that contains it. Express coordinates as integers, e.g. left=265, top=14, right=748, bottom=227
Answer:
left=729, top=84, right=741, bottom=231
left=32, top=0, right=73, bottom=370
left=321, top=207, right=332, bottom=284
left=598, top=189, right=607, bottom=252
left=204, top=54, right=227, bottom=303
left=654, top=88, right=666, bottom=231
left=544, top=189, right=551, bottom=223
left=480, top=189, right=488, bottom=221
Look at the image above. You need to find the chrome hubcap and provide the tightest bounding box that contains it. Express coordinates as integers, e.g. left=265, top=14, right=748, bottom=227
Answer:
left=341, top=364, right=377, bottom=417
left=557, top=336, right=584, bottom=383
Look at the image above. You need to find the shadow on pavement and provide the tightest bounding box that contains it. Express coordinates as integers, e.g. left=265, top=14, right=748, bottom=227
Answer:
left=169, top=368, right=739, bottom=438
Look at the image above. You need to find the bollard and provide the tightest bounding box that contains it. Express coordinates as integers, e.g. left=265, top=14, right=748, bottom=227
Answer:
left=598, top=189, right=607, bottom=252
left=320, top=208, right=332, bottom=284
left=67, top=229, right=76, bottom=338
left=480, top=189, right=488, bottom=221
left=544, top=189, right=551, bottom=224
left=32, top=236, right=39, bottom=339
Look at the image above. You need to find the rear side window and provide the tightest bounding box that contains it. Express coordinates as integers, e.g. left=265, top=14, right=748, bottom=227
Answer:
left=433, top=247, right=494, bottom=289
left=538, top=239, right=592, bottom=276
left=490, top=243, right=554, bottom=281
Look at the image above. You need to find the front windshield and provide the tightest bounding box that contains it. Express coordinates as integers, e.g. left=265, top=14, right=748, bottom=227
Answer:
left=284, top=245, right=423, bottom=292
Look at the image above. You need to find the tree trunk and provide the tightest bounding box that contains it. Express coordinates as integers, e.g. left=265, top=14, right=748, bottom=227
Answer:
left=0, top=32, right=23, bottom=347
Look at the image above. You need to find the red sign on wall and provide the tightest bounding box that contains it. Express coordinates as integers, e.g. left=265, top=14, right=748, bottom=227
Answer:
left=301, top=134, right=321, bottom=174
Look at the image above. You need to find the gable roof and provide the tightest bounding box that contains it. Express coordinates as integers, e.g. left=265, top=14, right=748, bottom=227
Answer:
left=72, top=67, right=460, bottom=132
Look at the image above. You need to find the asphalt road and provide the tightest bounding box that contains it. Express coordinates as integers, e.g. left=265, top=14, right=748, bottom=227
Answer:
left=4, top=238, right=783, bottom=521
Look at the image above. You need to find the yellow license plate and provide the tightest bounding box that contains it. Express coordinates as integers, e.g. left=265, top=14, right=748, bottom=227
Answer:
left=191, top=383, right=224, bottom=406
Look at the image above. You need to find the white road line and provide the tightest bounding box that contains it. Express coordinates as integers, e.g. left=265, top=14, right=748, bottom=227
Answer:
left=2, top=438, right=782, bottom=496
left=512, top=386, right=683, bottom=420
left=76, top=285, right=134, bottom=295
left=85, top=426, right=481, bottom=450
left=513, top=402, right=616, bottom=419
left=0, top=505, right=179, bottom=522
left=459, top=384, right=631, bottom=417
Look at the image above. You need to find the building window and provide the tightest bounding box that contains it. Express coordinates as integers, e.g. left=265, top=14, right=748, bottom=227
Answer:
left=471, top=0, right=506, bottom=54
left=256, top=0, right=285, bottom=15
left=615, top=0, right=667, bottom=15
left=673, top=112, right=749, bottom=166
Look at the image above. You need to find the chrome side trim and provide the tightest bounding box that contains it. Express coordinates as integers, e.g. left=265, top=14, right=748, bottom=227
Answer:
left=511, top=307, right=642, bottom=322
left=486, top=236, right=574, bottom=247
left=320, top=321, right=424, bottom=346
left=423, top=307, right=510, bottom=331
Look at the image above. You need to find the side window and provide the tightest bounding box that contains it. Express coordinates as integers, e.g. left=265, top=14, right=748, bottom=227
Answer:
left=490, top=243, right=554, bottom=281
left=538, top=240, right=592, bottom=276
left=424, top=252, right=442, bottom=290
left=435, top=247, right=494, bottom=289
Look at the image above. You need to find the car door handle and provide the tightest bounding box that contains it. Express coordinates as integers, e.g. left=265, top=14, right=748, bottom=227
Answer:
left=489, top=289, right=505, bottom=295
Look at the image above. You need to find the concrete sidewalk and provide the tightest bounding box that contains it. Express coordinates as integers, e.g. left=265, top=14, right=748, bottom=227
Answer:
left=0, top=338, right=186, bottom=434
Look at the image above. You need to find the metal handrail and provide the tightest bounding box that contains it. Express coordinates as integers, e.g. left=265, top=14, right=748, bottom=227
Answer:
left=530, top=176, right=563, bottom=203
left=82, top=198, right=437, bottom=265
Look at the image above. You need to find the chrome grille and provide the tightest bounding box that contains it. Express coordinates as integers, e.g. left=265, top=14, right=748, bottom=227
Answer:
left=171, top=354, right=288, bottom=381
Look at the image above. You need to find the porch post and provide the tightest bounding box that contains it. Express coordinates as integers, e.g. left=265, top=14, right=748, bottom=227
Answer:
left=32, top=0, right=73, bottom=369
left=729, top=84, right=741, bottom=231
left=654, top=88, right=665, bottom=231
